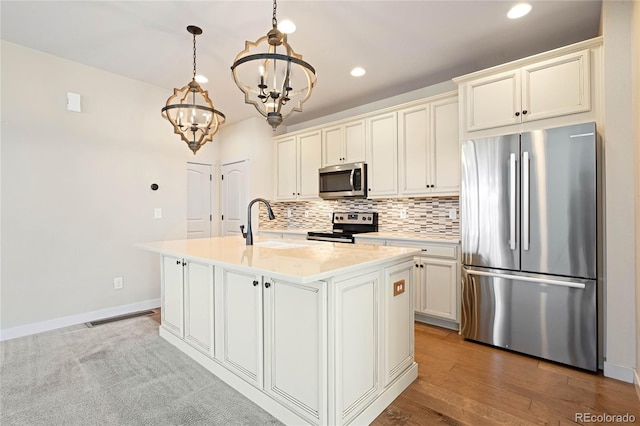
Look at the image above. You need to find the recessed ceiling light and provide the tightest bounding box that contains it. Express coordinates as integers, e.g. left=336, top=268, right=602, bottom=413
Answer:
left=195, top=74, right=208, bottom=83
left=277, top=19, right=296, bottom=34
left=350, top=67, right=366, bottom=77
left=507, top=3, right=532, bottom=19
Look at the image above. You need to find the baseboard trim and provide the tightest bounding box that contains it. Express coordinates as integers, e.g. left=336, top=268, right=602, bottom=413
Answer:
left=0, top=299, right=161, bottom=342
left=634, top=369, right=640, bottom=401
left=603, top=361, right=635, bottom=383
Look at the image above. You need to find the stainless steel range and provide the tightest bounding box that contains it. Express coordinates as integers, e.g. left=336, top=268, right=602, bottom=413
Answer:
left=307, top=212, right=378, bottom=243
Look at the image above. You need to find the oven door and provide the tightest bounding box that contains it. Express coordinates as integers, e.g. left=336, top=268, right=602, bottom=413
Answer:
left=318, top=163, right=367, bottom=199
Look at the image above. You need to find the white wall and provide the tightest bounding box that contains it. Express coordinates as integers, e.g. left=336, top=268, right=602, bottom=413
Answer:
left=0, top=41, right=215, bottom=335
left=601, top=1, right=638, bottom=381
left=218, top=116, right=275, bottom=229
left=633, top=0, right=640, bottom=394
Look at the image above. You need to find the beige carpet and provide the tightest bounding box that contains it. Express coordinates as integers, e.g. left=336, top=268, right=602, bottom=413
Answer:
left=0, top=316, right=282, bottom=426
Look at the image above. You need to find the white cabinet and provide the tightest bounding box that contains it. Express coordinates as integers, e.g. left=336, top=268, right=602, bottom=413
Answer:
left=414, top=257, right=458, bottom=322
left=383, top=261, right=414, bottom=386
left=321, top=120, right=366, bottom=166
left=217, top=267, right=264, bottom=387
left=161, top=256, right=185, bottom=338
left=275, top=130, right=321, bottom=201
left=184, top=261, right=215, bottom=355
left=161, top=256, right=214, bottom=355
left=398, top=93, right=459, bottom=196
left=458, top=47, right=593, bottom=135
left=264, top=278, right=327, bottom=425
left=217, top=266, right=328, bottom=424
left=334, top=271, right=379, bottom=424
left=366, top=112, right=398, bottom=198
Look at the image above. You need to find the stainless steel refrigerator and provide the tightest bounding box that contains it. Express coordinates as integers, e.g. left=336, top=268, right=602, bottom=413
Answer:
left=460, top=121, right=598, bottom=371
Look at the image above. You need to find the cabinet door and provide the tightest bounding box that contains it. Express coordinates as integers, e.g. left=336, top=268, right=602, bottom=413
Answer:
left=322, top=126, right=343, bottom=166
left=161, top=256, right=184, bottom=337
left=366, top=112, right=398, bottom=197
left=384, top=260, right=415, bottom=386
left=421, top=258, right=458, bottom=321
left=275, top=136, right=298, bottom=200
left=522, top=49, right=591, bottom=123
left=264, top=278, right=327, bottom=425
left=464, top=68, right=521, bottom=132
left=220, top=268, right=263, bottom=387
left=343, top=120, right=366, bottom=163
left=334, top=271, right=379, bottom=423
left=297, top=131, right=322, bottom=199
left=430, top=96, right=460, bottom=194
left=398, top=103, right=429, bottom=195
left=184, top=261, right=214, bottom=356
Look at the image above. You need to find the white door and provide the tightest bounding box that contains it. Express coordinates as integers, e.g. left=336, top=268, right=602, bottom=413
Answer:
left=187, top=162, right=212, bottom=239
left=221, top=160, right=248, bottom=236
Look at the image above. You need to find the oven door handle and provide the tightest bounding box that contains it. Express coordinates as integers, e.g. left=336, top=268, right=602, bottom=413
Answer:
left=307, top=235, right=353, bottom=243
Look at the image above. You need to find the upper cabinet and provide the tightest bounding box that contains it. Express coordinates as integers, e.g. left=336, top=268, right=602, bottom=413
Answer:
left=454, top=38, right=602, bottom=139
left=275, top=130, right=321, bottom=201
left=321, top=119, right=366, bottom=166
left=366, top=112, right=398, bottom=198
left=398, top=93, right=459, bottom=196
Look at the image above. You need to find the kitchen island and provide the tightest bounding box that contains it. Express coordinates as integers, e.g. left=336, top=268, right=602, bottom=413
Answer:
left=138, top=236, right=420, bottom=426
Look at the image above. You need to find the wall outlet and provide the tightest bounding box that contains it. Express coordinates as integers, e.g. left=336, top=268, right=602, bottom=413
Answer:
left=304, top=210, right=309, bottom=218
left=114, top=277, right=123, bottom=290
left=154, top=208, right=162, bottom=219
left=400, top=209, right=407, bottom=219
left=287, top=208, right=292, bottom=218
left=448, top=208, right=457, bottom=220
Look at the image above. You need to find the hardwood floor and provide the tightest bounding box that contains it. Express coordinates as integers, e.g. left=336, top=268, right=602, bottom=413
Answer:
left=150, top=312, right=638, bottom=425
left=373, top=322, right=640, bottom=426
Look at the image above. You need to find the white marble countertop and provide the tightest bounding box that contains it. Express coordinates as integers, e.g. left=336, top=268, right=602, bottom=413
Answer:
left=354, top=232, right=460, bottom=244
left=258, top=228, right=314, bottom=234
left=138, top=235, right=420, bottom=284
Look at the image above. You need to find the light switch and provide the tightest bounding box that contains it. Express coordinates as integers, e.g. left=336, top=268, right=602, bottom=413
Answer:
left=448, top=209, right=457, bottom=220
left=66, top=92, right=81, bottom=112
left=154, top=208, right=162, bottom=219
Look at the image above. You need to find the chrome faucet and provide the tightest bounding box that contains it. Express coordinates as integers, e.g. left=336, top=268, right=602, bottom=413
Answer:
left=240, top=198, right=275, bottom=245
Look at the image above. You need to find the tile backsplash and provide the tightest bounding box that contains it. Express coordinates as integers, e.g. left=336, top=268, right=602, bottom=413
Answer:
left=259, top=197, right=459, bottom=237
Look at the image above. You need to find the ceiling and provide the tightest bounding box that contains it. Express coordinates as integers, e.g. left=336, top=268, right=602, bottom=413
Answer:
left=0, top=1, right=602, bottom=127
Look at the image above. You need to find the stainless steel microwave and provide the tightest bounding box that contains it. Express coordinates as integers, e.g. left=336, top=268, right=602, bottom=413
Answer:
left=318, top=162, right=367, bottom=199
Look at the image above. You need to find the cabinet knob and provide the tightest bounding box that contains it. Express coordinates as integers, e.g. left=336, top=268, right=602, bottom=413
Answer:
left=515, top=111, right=520, bottom=117
left=253, top=280, right=259, bottom=286
left=265, top=282, right=271, bottom=288
left=182, top=262, right=186, bottom=266
left=176, top=260, right=181, bottom=265
left=297, top=193, right=300, bottom=196
left=420, top=264, right=424, bottom=268
left=522, top=110, right=528, bottom=115
left=415, top=264, right=419, bottom=268
left=292, top=192, right=295, bottom=195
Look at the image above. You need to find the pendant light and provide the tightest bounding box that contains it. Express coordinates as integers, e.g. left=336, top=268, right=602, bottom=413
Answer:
left=162, top=26, right=225, bottom=154
left=231, top=0, right=317, bottom=130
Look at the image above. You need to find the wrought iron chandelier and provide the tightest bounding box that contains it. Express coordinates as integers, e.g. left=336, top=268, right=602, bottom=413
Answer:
left=231, top=0, right=317, bottom=130
left=162, top=26, right=225, bottom=154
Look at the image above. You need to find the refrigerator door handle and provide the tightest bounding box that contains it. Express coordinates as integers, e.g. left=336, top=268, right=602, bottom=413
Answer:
left=464, top=269, right=586, bottom=289
left=509, top=153, right=516, bottom=250
left=523, top=151, right=530, bottom=251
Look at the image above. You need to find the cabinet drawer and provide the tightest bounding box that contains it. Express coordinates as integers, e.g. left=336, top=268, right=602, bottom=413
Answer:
left=386, top=241, right=457, bottom=259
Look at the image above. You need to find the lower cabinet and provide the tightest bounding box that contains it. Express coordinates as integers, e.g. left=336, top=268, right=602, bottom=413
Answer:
left=414, top=256, right=458, bottom=321
left=162, top=256, right=214, bottom=355
left=264, top=278, right=327, bottom=425
left=216, top=268, right=264, bottom=387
